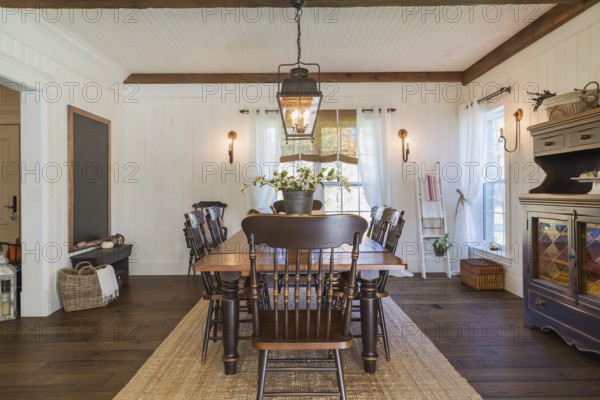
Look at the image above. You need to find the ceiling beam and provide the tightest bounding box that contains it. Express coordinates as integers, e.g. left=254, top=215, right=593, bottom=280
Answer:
left=124, top=72, right=464, bottom=84
left=463, top=0, right=600, bottom=84
left=0, top=0, right=587, bottom=8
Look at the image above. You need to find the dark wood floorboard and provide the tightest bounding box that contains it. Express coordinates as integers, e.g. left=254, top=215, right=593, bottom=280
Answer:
left=388, top=274, right=600, bottom=400
left=0, top=276, right=204, bottom=400
left=1, top=274, right=600, bottom=399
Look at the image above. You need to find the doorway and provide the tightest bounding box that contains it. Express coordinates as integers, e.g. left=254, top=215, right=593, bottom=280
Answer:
left=0, top=85, right=20, bottom=246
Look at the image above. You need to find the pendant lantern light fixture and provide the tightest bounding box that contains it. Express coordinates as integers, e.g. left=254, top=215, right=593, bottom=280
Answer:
left=277, top=0, right=322, bottom=142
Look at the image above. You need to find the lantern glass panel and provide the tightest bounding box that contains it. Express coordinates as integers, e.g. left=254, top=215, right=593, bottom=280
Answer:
left=0, top=265, right=17, bottom=320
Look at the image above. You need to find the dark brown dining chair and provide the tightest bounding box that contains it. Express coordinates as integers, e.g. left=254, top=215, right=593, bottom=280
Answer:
left=193, top=200, right=228, bottom=239
left=367, top=205, right=386, bottom=244
left=184, top=219, right=222, bottom=363
left=351, top=208, right=405, bottom=361
left=242, top=214, right=368, bottom=400
left=183, top=210, right=212, bottom=276
left=271, top=199, right=323, bottom=214
left=185, top=218, right=270, bottom=364
left=375, top=208, right=405, bottom=360
left=205, top=206, right=226, bottom=247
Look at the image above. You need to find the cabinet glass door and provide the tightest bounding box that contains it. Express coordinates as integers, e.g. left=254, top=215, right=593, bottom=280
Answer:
left=534, top=217, right=570, bottom=288
left=582, top=222, right=600, bottom=300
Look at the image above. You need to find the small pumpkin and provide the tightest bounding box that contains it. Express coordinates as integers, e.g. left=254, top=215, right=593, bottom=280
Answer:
left=101, top=241, right=115, bottom=249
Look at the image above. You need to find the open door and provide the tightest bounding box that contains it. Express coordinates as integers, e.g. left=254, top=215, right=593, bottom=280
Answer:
left=0, top=125, right=19, bottom=244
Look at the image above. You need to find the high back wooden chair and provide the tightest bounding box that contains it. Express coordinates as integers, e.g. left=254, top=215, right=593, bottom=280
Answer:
left=185, top=217, right=270, bottom=364
left=366, top=205, right=386, bottom=244
left=375, top=208, right=405, bottom=360
left=193, top=200, right=229, bottom=238
left=183, top=210, right=212, bottom=276
left=184, top=219, right=223, bottom=363
left=242, top=214, right=368, bottom=400
left=205, top=206, right=226, bottom=247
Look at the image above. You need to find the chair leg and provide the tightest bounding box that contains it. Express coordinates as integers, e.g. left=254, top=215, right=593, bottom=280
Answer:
left=213, top=300, right=222, bottom=340
left=257, top=349, right=268, bottom=400
left=378, top=297, right=391, bottom=361
left=334, top=349, right=347, bottom=400
left=201, top=300, right=215, bottom=364
left=187, top=250, right=194, bottom=277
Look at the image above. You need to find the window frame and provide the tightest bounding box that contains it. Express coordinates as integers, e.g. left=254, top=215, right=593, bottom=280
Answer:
left=476, top=104, right=507, bottom=252
left=278, top=109, right=368, bottom=217
left=322, top=161, right=370, bottom=218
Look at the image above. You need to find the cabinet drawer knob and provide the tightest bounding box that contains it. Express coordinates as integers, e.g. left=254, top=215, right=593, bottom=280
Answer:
left=544, top=141, right=554, bottom=147
left=534, top=299, right=545, bottom=307
left=579, top=134, right=591, bottom=140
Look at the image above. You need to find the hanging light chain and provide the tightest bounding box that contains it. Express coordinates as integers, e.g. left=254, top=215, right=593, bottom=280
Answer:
left=296, top=7, right=302, bottom=66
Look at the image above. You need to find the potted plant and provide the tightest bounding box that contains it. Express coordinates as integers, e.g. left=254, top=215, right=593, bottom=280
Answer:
left=242, top=166, right=350, bottom=214
left=432, top=233, right=452, bottom=257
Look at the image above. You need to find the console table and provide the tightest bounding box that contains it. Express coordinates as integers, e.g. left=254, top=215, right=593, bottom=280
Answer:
left=70, top=244, right=133, bottom=285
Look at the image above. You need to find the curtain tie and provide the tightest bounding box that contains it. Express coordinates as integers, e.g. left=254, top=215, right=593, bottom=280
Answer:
left=455, top=189, right=466, bottom=218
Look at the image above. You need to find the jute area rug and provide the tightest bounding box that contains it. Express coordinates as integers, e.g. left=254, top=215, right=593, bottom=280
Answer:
left=115, top=298, right=482, bottom=400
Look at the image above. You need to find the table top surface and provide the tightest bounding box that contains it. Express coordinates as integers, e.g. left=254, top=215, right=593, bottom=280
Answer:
left=194, top=230, right=407, bottom=273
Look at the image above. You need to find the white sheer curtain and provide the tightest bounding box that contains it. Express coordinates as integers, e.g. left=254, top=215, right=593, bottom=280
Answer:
left=357, top=108, right=389, bottom=208
left=452, top=101, right=486, bottom=274
left=246, top=111, right=281, bottom=214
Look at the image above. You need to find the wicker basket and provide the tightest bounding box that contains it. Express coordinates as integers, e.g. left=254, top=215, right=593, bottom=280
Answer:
left=543, top=81, right=599, bottom=120
left=460, top=258, right=504, bottom=290
left=57, top=261, right=108, bottom=312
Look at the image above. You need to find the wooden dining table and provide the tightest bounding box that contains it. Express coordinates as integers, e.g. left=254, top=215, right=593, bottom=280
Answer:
left=194, top=229, right=407, bottom=375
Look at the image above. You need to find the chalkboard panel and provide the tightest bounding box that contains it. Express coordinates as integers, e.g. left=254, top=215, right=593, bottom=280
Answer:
left=68, top=106, right=111, bottom=252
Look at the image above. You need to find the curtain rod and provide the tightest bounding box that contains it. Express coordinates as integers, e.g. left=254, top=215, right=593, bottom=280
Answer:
left=477, top=86, right=511, bottom=104
left=361, top=108, right=381, bottom=113
left=238, top=109, right=280, bottom=114
left=361, top=108, right=396, bottom=113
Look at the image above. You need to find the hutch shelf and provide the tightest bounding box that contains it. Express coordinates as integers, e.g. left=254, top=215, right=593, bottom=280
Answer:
left=520, top=108, right=600, bottom=355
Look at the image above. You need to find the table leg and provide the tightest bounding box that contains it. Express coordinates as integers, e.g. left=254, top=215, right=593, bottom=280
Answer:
left=221, top=277, right=240, bottom=375
left=360, top=277, right=378, bottom=373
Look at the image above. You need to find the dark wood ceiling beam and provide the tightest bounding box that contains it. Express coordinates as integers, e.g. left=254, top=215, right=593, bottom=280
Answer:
left=463, top=0, right=600, bottom=84
left=124, top=71, right=464, bottom=84
left=0, top=0, right=586, bottom=8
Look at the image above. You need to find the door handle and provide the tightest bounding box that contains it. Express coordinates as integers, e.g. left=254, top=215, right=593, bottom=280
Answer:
left=4, top=195, right=17, bottom=221
left=4, top=195, right=16, bottom=213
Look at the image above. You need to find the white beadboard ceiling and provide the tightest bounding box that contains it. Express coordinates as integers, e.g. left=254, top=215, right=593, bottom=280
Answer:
left=49, top=5, right=554, bottom=74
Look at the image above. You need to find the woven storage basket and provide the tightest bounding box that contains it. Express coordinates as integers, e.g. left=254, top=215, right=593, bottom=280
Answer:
left=57, top=261, right=108, bottom=312
left=460, top=258, right=504, bottom=290
left=543, top=81, right=599, bottom=120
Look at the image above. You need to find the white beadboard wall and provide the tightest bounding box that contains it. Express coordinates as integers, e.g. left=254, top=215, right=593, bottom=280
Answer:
left=466, top=3, right=600, bottom=296
left=0, top=20, right=125, bottom=316
left=119, top=88, right=461, bottom=276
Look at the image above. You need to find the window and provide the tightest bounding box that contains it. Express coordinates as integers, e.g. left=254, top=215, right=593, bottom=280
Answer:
left=323, top=162, right=370, bottom=219
left=482, top=106, right=506, bottom=247
left=279, top=110, right=369, bottom=217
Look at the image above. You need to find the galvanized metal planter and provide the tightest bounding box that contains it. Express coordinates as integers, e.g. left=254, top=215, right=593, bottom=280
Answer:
left=282, top=190, right=314, bottom=214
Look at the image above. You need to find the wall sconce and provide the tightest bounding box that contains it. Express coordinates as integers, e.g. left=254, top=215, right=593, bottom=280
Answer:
left=498, top=108, right=522, bottom=153
left=398, top=129, right=409, bottom=162
left=227, top=131, right=237, bottom=164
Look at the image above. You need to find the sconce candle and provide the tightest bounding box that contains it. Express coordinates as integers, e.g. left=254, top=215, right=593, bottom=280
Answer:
left=398, top=129, right=410, bottom=162
left=227, top=131, right=238, bottom=164
left=498, top=108, right=522, bottom=153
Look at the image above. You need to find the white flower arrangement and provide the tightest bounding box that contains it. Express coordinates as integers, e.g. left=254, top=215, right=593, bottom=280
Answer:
left=242, top=166, right=350, bottom=193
